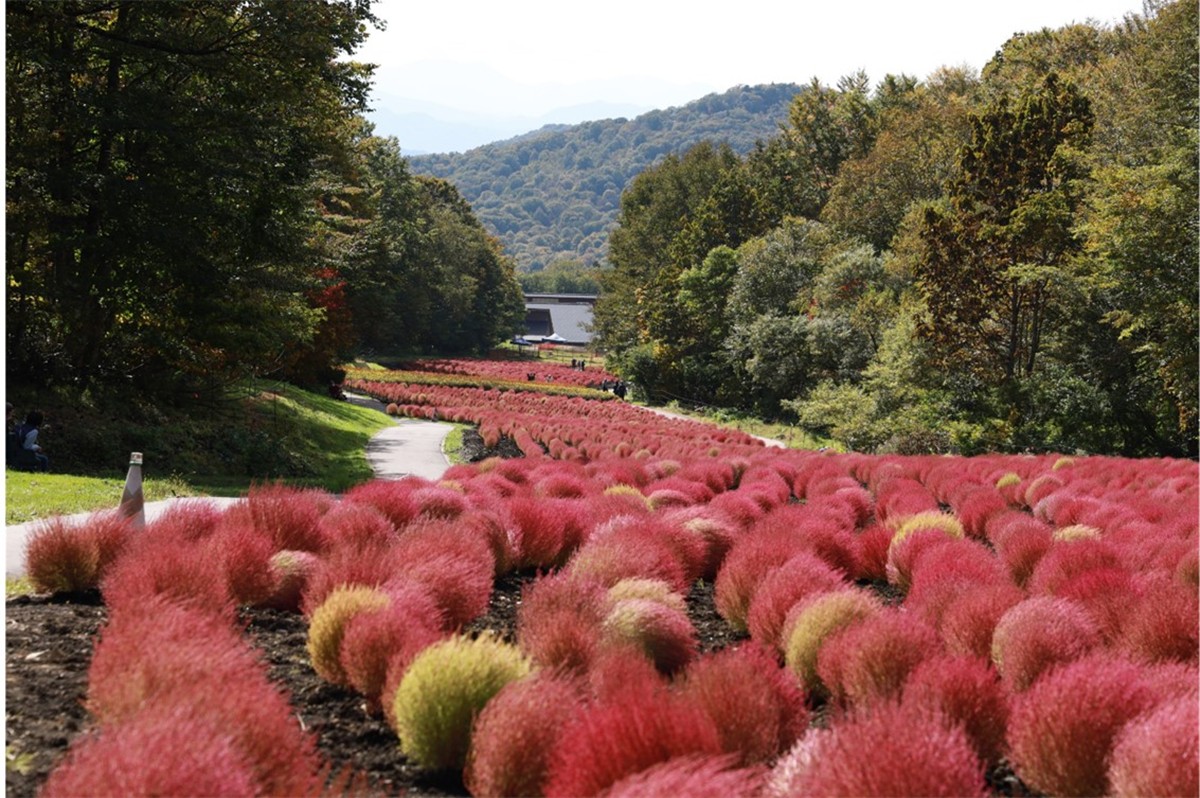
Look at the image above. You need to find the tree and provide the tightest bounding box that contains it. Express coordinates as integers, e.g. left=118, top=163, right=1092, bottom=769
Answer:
left=915, top=74, right=1093, bottom=396
left=6, top=1, right=377, bottom=396
left=822, top=73, right=976, bottom=251
left=1076, top=0, right=1198, bottom=452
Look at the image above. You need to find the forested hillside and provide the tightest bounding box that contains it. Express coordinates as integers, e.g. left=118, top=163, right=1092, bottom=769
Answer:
left=592, top=2, right=1198, bottom=458
left=409, top=84, right=800, bottom=271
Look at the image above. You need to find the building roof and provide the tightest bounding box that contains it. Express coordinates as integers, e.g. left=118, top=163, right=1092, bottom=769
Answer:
left=524, top=302, right=594, bottom=345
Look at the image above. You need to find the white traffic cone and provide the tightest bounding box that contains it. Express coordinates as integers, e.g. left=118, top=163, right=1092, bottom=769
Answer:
left=118, top=451, right=145, bottom=531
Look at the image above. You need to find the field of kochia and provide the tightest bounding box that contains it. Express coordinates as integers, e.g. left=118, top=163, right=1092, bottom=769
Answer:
left=27, top=359, right=1199, bottom=796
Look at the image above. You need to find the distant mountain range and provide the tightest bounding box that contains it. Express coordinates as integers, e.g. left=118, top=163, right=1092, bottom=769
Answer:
left=370, top=97, right=655, bottom=157
left=406, top=83, right=801, bottom=271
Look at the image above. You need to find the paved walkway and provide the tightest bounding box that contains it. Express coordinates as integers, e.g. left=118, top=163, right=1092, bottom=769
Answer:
left=5, top=393, right=452, bottom=577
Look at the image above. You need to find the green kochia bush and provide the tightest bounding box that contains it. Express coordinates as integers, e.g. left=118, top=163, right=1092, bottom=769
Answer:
left=306, top=585, right=391, bottom=686
left=390, top=634, right=531, bottom=771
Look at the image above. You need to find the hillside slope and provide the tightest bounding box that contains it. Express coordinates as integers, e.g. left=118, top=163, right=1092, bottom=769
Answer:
left=409, top=83, right=800, bottom=271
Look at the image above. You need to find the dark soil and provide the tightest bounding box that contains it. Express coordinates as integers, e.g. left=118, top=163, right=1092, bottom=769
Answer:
left=457, top=428, right=527, bottom=462
left=5, top=568, right=745, bottom=797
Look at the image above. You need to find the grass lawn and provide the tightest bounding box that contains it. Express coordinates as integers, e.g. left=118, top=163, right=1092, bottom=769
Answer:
left=5, top=381, right=395, bottom=525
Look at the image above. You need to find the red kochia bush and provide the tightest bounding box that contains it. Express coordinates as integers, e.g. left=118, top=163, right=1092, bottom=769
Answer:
left=816, top=609, right=941, bottom=709
left=1118, top=583, right=1200, bottom=664
left=745, top=552, right=846, bottom=651
left=1026, top=538, right=1123, bottom=595
left=207, top=521, right=276, bottom=607
left=391, top=521, right=495, bottom=629
left=339, top=583, right=444, bottom=711
left=714, top=531, right=809, bottom=632
left=767, top=703, right=987, bottom=798
left=101, top=534, right=233, bottom=619
left=939, top=582, right=1025, bottom=660
left=25, top=512, right=132, bottom=594
left=568, top=520, right=689, bottom=593
left=853, top=524, right=892, bottom=582
left=516, top=573, right=608, bottom=672
left=903, top=539, right=1008, bottom=630
left=1107, top=696, right=1199, bottom=798
left=299, top=542, right=403, bottom=616
left=315, top=501, right=396, bottom=551
left=508, top=495, right=588, bottom=569
left=1007, top=654, right=1158, bottom=797
left=601, top=755, right=767, bottom=798
left=601, top=598, right=697, bottom=674
left=464, top=674, right=585, bottom=798
left=676, top=643, right=809, bottom=765
left=86, top=599, right=323, bottom=794
left=342, top=478, right=422, bottom=528
left=40, top=705, right=260, bottom=798
left=239, top=482, right=331, bottom=552
left=753, top=504, right=859, bottom=574
left=542, top=683, right=723, bottom=797
left=990, top=515, right=1053, bottom=587
left=902, top=655, right=1010, bottom=767
left=991, top=596, right=1101, bottom=691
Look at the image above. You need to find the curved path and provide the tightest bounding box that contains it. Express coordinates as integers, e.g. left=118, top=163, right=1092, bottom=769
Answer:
left=6, top=396, right=777, bottom=576
left=5, top=394, right=452, bottom=577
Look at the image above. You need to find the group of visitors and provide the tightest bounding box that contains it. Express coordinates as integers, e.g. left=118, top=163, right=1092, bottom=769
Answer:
left=597, top=380, right=628, bottom=399
left=6, top=403, right=49, bottom=471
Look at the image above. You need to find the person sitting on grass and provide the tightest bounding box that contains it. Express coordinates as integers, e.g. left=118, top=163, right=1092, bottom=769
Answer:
left=17, top=410, right=49, bottom=471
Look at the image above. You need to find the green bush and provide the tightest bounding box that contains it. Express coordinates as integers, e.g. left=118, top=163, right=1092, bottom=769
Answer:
left=307, top=586, right=391, bottom=686
left=390, top=634, right=531, bottom=771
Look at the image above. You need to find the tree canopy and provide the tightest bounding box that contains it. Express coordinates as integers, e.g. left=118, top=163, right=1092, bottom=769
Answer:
left=594, top=1, right=1197, bottom=456
left=7, top=0, right=526, bottom=402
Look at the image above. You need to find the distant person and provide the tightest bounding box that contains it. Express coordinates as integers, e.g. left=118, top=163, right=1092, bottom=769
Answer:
left=16, top=410, right=48, bottom=471
left=614, top=381, right=627, bottom=400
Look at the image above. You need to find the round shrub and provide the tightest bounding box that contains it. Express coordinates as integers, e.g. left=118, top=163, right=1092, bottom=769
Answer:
left=991, top=596, right=1101, bottom=691
left=766, top=703, right=987, bottom=797
left=1026, top=538, right=1123, bottom=595
left=464, top=673, right=584, bottom=798
left=885, top=528, right=958, bottom=592
left=41, top=705, right=259, bottom=798
left=1107, top=697, right=1199, bottom=798
left=390, top=634, right=531, bottom=771
left=338, top=583, right=443, bottom=710
left=745, top=552, right=846, bottom=651
left=1007, top=654, right=1158, bottom=797
left=676, top=643, right=809, bottom=765
left=259, top=549, right=320, bottom=612
left=568, top=530, right=688, bottom=593
left=994, top=525, right=1053, bottom=587
left=601, top=755, right=767, bottom=798
left=26, top=516, right=104, bottom=594
left=782, top=589, right=881, bottom=695
left=601, top=598, right=697, bottom=674
left=315, top=502, right=396, bottom=551
left=713, top=533, right=806, bottom=633
left=542, top=685, right=723, bottom=797
left=852, top=524, right=892, bottom=582
left=241, top=483, right=331, bottom=553
left=902, top=654, right=1009, bottom=767
left=816, top=609, right=941, bottom=709
left=607, top=577, right=687, bottom=614
left=306, top=585, right=391, bottom=686
left=939, top=582, right=1025, bottom=660
left=903, top=539, right=1009, bottom=629
left=1118, top=584, right=1200, bottom=664
left=516, top=572, right=607, bottom=672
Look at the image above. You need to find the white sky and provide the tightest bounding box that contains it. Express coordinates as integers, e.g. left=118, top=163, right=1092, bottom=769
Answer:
left=355, top=0, right=1145, bottom=116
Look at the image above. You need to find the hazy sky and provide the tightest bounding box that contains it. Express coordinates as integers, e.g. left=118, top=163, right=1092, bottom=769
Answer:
left=355, top=0, right=1143, bottom=117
